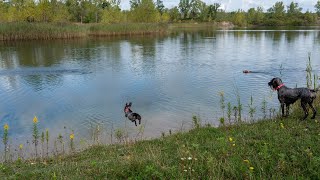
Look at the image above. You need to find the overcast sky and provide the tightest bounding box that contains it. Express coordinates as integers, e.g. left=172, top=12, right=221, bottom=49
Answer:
left=120, top=0, right=318, bottom=12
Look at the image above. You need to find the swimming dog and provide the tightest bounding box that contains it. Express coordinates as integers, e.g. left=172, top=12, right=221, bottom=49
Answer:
left=124, top=102, right=142, bottom=126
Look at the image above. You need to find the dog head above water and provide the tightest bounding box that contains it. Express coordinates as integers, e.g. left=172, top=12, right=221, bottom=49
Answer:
left=124, top=102, right=132, bottom=114
left=268, top=77, right=283, bottom=90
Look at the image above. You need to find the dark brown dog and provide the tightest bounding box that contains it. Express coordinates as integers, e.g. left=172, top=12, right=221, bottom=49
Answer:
left=124, top=102, right=141, bottom=126
left=268, top=77, right=317, bottom=119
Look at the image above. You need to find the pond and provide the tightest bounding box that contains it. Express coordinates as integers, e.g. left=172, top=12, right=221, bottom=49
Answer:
left=0, top=28, right=320, bottom=147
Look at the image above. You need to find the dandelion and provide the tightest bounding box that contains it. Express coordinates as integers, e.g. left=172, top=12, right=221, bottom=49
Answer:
left=280, top=122, right=284, bottom=129
left=229, top=137, right=233, bottom=142
left=33, top=116, right=38, bottom=124
left=18, top=144, right=24, bottom=160
left=249, top=166, right=254, bottom=171
left=70, top=133, right=74, bottom=140
left=3, top=124, right=9, bottom=130
left=188, top=157, right=192, bottom=160
left=243, top=159, right=250, bottom=163
left=232, top=143, right=236, bottom=147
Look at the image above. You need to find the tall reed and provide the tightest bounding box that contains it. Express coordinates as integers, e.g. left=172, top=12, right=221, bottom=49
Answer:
left=227, top=102, right=232, bottom=124
left=70, top=131, right=75, bottom=153
left=219, top=91, right=225, bottom=118
left=261, top=98, right=267, bottom=119
left=46, top=129, right=49, bottom=157
left=2, top=124, right=9, bottom=162
left=32, top=116, right=39, bottom=158
left=248, top=95, right=256, bottom=121
left=306, top=53, right=312, bottom=88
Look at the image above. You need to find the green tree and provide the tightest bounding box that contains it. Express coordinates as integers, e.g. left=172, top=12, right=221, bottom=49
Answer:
left=101, top=1, right=124, bottom=23
left=315, top=0, right=320, bottom=16
left=207, top=3, right=220, bottom=20
left=189, top=0, right=205, bottom=20
left=38, top=0, right=52, bottom=22
left=155, top=0, right=164, bottom=15
left=287, top=2, right=302, bottom=16
left=178, top=0, right=191, bottom=19
left=268, top=1, right=285, bottom=20
left=303, top=10, right=316, bottom=24
left=65, top=0, right=81, bottom=22
left=169, top=6, right=180, bottom=22
left=232, top=9, right=246, bottom=27
left=0, top=1, right=9, bottom=22
left=129, top=0, right=160, bottom=22
left=130, top=0, right=141, bottom=9
left=247, top=7, right=264, bottom=25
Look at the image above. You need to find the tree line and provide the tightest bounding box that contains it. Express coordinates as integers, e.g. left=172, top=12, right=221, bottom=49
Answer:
left=1, top=0, right=320, bottom=26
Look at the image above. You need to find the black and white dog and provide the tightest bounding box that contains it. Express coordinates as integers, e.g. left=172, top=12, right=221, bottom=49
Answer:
left=268, top=77, right=318, bottom=119
left=124, top=102, right=141, bottom=126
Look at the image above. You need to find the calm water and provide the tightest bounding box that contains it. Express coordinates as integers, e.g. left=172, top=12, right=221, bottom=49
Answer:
left=1, top=28, right=320, bottom=145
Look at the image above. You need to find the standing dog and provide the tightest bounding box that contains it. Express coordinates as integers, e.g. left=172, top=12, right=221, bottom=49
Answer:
left=124, top=102, right=142, bottom=126
left=268, top=77, right=317, bottom=119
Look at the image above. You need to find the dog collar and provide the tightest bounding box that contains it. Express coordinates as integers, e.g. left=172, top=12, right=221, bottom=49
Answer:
left=275, top=84, right=284, bottom=91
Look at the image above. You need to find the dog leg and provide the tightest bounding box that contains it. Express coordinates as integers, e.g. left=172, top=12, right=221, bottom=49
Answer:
left=308, top=102, right=316, bottom=119
left=134, top=120, right=137, bottom=126
left=286, top=104, right=290, bottom=117
left=301, top=102, right=308, bottom=120
left=281, top=103, right=285, bottom=117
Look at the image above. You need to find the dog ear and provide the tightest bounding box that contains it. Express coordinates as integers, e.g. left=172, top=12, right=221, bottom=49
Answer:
left=129, top=102, right=132, bottom=106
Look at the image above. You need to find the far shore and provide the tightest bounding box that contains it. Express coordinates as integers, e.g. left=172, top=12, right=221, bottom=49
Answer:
left=0, top=22, right=238, bottom=41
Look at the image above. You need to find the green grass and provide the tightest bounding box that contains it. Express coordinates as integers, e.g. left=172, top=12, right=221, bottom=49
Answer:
left=1, top=110, right=320, bottom=179
left=0, top=22, right=169, bottom=41
left=0, top=22, right=87, bottom=41
left=0, top=22, right=227, bottom=41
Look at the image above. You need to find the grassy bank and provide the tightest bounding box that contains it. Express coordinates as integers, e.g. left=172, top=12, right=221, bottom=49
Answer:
left=1, top=109, right=320, bottom=179
left=0, top=23, right=88, bottom=41
left=0, top=23, right=169, bottom=41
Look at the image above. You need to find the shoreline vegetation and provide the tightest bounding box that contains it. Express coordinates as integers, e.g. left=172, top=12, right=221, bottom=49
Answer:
left=1, top=110, right=320, bottom=178
left=1, top=21, right=319, bottom=41
left=0, top=21, right=239, bottom=41
left=0, top=23, right=170, bottom=41
left=1, top=0, right=320, bottom=41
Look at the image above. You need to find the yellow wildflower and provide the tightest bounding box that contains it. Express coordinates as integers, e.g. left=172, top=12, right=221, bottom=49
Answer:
left=232, top=143, right=236, bottom=147
left=280, top=123, right=284, bottom=129
left=70, top=133, right=74, bottom=140
left=229, top=137, right=233, bottom=142
left=243, top=159, right=250, bottom=163
left=3, top=124, right=9, bottom=130
left=249, top=167, right=254, bottom=171
left=19, top=144, right=23, bottom=150
left=33, top=116, right=38, bottom=123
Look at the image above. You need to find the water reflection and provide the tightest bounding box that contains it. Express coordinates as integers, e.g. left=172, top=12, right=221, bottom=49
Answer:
left=0, top=29, right=319, bottom=146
